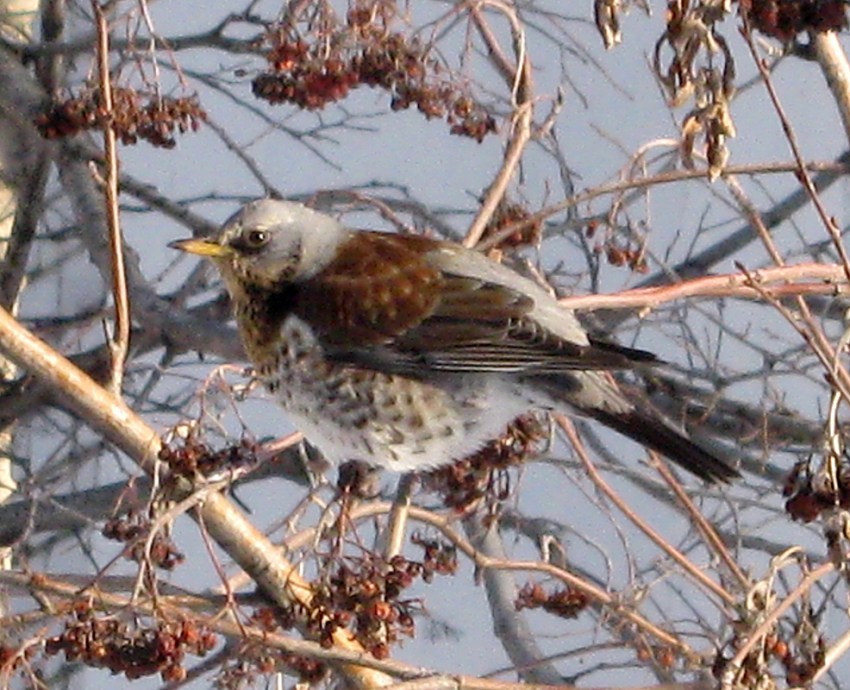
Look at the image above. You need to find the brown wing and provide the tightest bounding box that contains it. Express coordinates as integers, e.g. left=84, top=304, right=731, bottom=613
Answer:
left=295, top=232, right=445, bottom=346
left=293, top=231, right=655, bottom=374
left=395, top=274, right=658, bottom=372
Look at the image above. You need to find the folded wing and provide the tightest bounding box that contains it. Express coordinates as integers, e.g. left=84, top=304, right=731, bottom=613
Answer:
left=291, top=231, right=655, bottom=376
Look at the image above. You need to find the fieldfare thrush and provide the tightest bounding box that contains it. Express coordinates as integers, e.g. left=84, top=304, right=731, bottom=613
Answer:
left=170, top=199, right=739, bottom=483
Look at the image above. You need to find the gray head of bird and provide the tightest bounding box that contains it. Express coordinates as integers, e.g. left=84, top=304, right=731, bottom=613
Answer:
left=169, top=199, right=349, bottom=298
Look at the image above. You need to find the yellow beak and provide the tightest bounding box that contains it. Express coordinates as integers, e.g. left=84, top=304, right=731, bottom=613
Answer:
left=168, top=238, right=232, bottom=258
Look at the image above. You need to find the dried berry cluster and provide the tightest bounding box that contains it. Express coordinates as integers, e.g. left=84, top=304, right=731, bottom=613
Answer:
left=0, top=645, right=34, bottom=676
left=259, top=542, right=456, bottom=659
left=783, top=635, right=826, bottom=687
left=635, top=643, right=678, bottom=670
left=45, top=603, right=216, bottom=682
left=480, top=200, right=543, bottom=250
left=410, top=532, right=459, bottom=581
left=740, top=0, right=848, bottom=41
left=307, top=548, right=454, bottom=658
left=515, top=581, right=589, bottom=620
left=656, top=0, right=735, bottom=178
left=583, top=220, right=649, bottom=273
left=597, top=239, right=649, bottom=274
left=585, top=222, right=649, bottom=273
left=714, top=629, right=826, bottom=687
left=158, top=438, right=260, bottom=479
left=35, top=88, right=206, bottom=148
left=251, top=9, right=495, bottom=141
left=252, top=41, right=356, bottom=109
left=217, top=643, right=326, bottom=689
left=102, top=512, right=185, bottom=570
left=426, top=414, right=546, bottom=510
left=783, top=459, right=850, bottom=522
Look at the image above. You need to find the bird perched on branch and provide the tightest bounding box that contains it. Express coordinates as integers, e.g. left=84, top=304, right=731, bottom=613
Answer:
left=170, top=199, right=739, bottom=483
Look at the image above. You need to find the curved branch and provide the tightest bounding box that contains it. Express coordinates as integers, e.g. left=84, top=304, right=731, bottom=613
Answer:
left=0, top=305, right=392, bottom=688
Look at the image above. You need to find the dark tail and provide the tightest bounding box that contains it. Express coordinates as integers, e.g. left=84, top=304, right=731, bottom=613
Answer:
left=586, top=407, right=740, bottom=483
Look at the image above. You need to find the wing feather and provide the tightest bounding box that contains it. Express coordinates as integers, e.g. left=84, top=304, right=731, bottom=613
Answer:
left=292, top=232, right=655, bottom=375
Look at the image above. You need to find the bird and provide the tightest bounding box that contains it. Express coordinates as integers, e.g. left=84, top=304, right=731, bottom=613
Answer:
left=169, top=199, right=739, bottom=483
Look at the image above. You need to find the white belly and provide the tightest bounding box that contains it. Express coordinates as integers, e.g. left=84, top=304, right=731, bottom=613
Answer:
left=257, top=318, right=530, bottom=470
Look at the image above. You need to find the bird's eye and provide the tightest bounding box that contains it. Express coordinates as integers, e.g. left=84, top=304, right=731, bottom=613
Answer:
left=243, top=229, right=269, bottom=248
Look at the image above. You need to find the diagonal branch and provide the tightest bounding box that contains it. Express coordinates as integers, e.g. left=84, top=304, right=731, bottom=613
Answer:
left=0, top=304, right=392, bottom=688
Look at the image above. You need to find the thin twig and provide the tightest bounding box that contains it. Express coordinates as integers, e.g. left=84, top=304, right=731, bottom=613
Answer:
left=740, top=18, right=850, bottom=282
left=92, top=2, right=131, bottom=395
left=723, top=560, right=835, bottom=682
left=383, top=474, right=415, bottom=559
left=555, top=415, right=737, bottom=607
left=464, top=1, right=533, bottom=248
left=559, top=262, right=850, bottom=311
left=736, top=263, right=850, bottom=405
left=650, top=454, right=749, bottom=589
left=475, top=157, right=849, bottom=255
